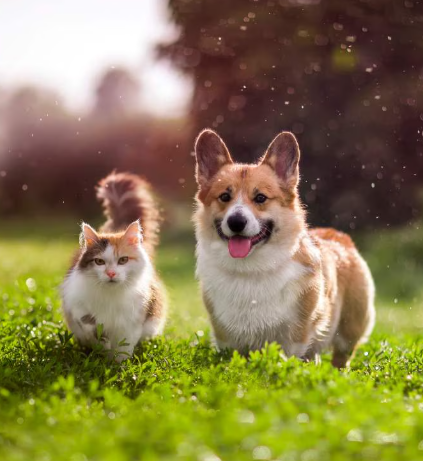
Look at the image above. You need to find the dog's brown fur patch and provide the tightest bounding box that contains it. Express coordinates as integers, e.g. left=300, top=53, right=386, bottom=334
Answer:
left=199, top=163, right=298, bottom=210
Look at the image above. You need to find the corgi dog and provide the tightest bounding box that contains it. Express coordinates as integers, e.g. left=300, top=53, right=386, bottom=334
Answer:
left=61, top=172, right=167, bottom=361
left=194, top=129, right=375, bottom=367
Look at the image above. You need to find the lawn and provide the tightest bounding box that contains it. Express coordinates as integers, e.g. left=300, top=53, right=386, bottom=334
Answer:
left=1, top=218, right=423, bottom=461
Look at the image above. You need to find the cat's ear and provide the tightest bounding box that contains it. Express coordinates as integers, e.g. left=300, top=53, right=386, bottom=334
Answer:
left=122, top=221, right=143, bottom=246
left=79, top=223, right=99, bottom=248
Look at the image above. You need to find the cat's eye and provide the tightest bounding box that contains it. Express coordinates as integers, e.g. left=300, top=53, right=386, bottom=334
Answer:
left=118, top=257, right=129, bottom=265
left=219, top=192, right=231, bottom=203
left=254, top=193, right=268, bottom=204
left=94, top=258, right=105, bottom=265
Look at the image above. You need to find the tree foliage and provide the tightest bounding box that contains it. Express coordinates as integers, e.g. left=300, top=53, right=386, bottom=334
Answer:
left=160, top=0, right=423, bottom=228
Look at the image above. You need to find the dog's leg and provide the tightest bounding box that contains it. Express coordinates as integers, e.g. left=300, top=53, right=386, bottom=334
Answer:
left=331, top=275, right=375, bottom=369
left=301, top=346, right=321, bottom=365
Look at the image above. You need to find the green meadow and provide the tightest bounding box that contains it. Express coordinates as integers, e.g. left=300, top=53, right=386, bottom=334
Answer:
left=1, top=218, right=423, bottom=461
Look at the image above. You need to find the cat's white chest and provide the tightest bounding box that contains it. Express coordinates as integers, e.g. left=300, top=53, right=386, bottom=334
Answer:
left=62, top=271, right=149, bottom=346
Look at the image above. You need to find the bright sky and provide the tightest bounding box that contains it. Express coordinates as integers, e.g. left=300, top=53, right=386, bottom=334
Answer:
left=0, top=0, right=191, bottom=117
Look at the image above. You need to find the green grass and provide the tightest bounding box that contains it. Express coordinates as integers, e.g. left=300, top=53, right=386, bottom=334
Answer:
left=1, top=218, right=423, bottom=461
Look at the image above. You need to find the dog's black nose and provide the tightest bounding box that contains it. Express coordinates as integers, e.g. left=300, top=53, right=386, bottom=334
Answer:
left=227, top=213, right=247, bottom=233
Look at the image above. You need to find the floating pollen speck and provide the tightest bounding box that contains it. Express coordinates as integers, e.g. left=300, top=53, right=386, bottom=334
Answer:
left=26, top=278, right=37, bottom=292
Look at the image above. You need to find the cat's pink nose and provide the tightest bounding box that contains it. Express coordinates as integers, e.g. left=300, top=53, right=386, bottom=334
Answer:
left=106, top=270, right=116, bottom=279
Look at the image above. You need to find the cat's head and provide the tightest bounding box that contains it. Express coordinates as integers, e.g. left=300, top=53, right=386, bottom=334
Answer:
left=77, top=221, right=148, bottom=285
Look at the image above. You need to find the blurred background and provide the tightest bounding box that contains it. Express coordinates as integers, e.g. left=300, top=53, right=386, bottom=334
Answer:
left=1, top=0, right=423, bottom=333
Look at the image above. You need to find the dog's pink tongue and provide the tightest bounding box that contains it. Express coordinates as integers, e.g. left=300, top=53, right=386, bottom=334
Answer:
left=228, top=236, right=252, bottom=258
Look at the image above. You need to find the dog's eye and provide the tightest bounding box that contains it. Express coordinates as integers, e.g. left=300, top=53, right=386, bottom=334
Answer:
left=219, top=192, right=231, bottom=203
left=118, top=256, right=129, bottom=265
left=254, top=194, right=268, bottom=204
left=94, top=258, right=105, bottom=265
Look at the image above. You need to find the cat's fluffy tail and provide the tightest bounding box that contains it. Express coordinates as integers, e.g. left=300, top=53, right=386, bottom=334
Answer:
left=96, top=171, right=160, bottom=254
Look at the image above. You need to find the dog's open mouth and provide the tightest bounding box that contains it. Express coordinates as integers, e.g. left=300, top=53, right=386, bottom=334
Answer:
left=215, top=220, right=274, bottom=258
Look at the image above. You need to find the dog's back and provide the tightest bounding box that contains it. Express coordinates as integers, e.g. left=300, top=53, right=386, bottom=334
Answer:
left=310, top=227, right=354, bottom=249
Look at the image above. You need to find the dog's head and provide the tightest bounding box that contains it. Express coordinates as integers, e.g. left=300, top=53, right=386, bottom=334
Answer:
left=194, top=129, right=305, bottom=259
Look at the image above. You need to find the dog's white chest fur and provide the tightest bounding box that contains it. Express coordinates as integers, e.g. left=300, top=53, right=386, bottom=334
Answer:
left=196, top=240, right=308, bottom=352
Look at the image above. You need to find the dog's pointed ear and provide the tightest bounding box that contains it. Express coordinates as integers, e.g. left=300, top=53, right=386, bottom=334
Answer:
left=261, top=132, right=300, bottom=189
left=195, top=129, right=233, bottom=188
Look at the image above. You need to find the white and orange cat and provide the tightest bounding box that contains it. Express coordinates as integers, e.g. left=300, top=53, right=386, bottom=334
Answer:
left=61, top=172, right=167, bottom=361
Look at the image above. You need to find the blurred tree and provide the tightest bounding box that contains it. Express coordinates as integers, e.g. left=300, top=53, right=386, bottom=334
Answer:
left=0, top=87, right=69, bottom=213
left=93, top=68, right=140, bottom=118
left=0, top=79, right=190, bottom=217
left=0, top=87, right=7, bottom=146
left=159, top=0, right=423, bottom=229
left=2, top=86, right=66, bottom=146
